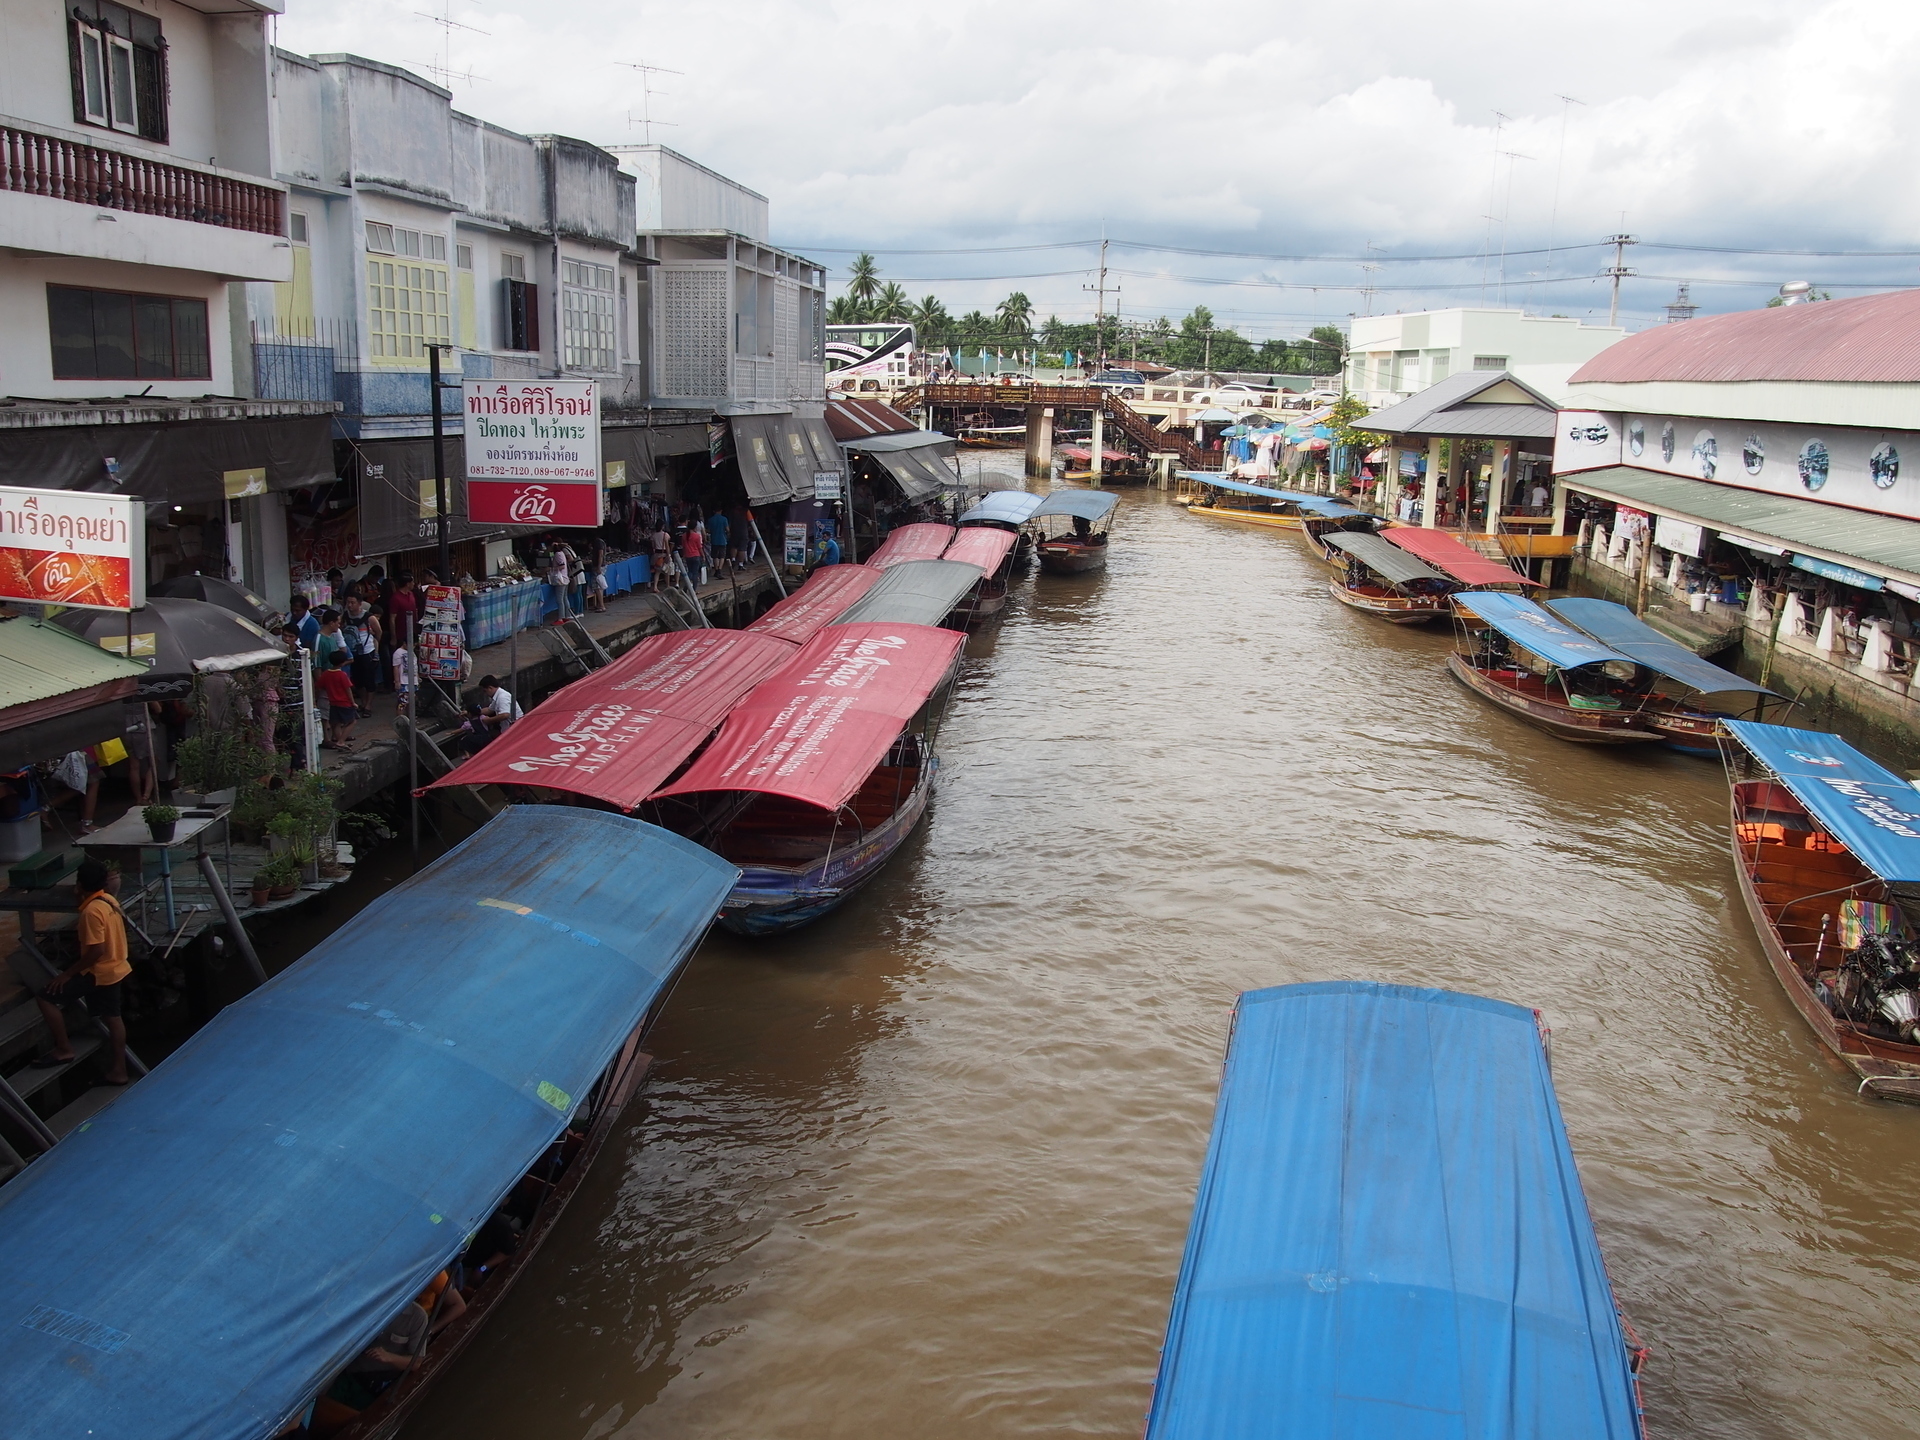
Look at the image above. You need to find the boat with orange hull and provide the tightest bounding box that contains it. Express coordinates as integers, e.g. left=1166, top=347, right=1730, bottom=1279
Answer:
left=1324, top=531, right=1453, bottom=625
left=1724, top=722, right=1920, bottom=1101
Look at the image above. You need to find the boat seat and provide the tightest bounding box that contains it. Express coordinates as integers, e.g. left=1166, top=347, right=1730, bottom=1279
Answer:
left=1743, top=806, right=1814, bottom=833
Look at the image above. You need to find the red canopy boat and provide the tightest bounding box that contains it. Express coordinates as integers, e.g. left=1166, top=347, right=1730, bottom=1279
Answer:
left=865, top=522, right=956, bottom=569
left=746, top=564, right=881, bottom=645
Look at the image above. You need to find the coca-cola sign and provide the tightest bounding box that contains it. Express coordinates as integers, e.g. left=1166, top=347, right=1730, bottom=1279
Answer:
left=465, top=379, right=602, bottom=527
left=0, top=487, right=145, bottom=611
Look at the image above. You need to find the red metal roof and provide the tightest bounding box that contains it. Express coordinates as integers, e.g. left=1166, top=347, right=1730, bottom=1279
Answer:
left=1570, top=289, right=1920, bottom=385
left=826, top=398, right=916, bottom=440
left=1380, top=528, right=1540, bottom=588
left=423, top=630, right=796, bottom=810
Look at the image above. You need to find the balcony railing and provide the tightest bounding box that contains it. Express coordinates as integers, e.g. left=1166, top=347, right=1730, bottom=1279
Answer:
left=0, top=122, right=282, bottom=236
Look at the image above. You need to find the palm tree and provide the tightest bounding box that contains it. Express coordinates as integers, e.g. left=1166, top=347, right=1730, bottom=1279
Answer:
left=826, top=294, right=866, bottom=325
left=995, top=290, right=1034, bottom=339
left=910, top=294, right=953, bottom=348
left=846, top=252, right=881, bottom=307
left=874, top=282, right=912, bottom=321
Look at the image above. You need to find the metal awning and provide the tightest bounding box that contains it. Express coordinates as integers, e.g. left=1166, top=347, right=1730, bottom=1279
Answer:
left=1726, top=721, right=1920, bottom=883
left=831, top=559, right=983, bottom=626
left=730, top=414, right=798, bottom=504
left=1452, top=592, right=1635, bottom=670
left=846, top=436, right=955, bottom=501
left=1031, top=489, right=1119, bottom=521
left=958, top=490, right=1043, bottom=527
left=1325, top=532, right=1451, bottom=588
left=1558, top=464, right=1920, bottom=584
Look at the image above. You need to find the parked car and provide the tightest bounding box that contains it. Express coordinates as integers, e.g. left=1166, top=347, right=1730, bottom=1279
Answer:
left=1089, top=369, right=1147, bottom=399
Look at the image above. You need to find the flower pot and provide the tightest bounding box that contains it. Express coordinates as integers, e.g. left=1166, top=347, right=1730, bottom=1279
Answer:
left=147, top=821, right=177, bottom=844
left=268, top=884, right=298, bottom=901
left=250, top=886, right=271, bottom=908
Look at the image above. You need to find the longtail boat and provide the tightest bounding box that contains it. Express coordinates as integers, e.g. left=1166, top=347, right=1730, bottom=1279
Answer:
left=1323, top=531, right=1455, bottom=624
left=832, top=558, right=984, bottom=630
left=1379, top=525, right=1539, bottom=590
left=0, top=808, right=737, bottom=1440
left=1175, top=472, right=1310, bottom=530
left=1447, top=592, right=1662, bottom=745
left=957, top=489, right=1042, bottom=568
left=1724, top=722, right=1920, bottom=1100
left=1031, top=488, right=1119, bottom=574
left=1148, top=981, right=1647, bottom=1440
left=649, top=622, right=965, bottom=935
left=865, top=522, right=955, bottom=569
left=746, top=563, right=881, bottom=644
left=1296, top=498, right=1384, bottom=566
left=939, top=526, right=1018, bottom=626
left=1548, top=598, right=1779, bottom=756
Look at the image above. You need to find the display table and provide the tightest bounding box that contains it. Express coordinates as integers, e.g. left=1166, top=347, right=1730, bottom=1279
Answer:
left=539, top=555, right=652, bottom=618
left=464, top=579, right=546, bottom=648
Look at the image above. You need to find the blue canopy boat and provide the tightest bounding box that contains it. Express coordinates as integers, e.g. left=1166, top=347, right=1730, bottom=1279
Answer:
left=1548, top=598, right=1779, bottom=755
left=1176, top=471, right=1320, bottom=530
left=957, top=489, right=1043, bottom=529
left=1449, top=592, right=1662, bottom=745
left=1294, top=494, right=1386, bottom=565
left=1030, top=488, right=1119, bottom=574
left=0, top=807, right=738, bottom=1440
left=1724, top=721, right=1920, bottom=1099
left=1147, top=981, right=1647, bottom=1440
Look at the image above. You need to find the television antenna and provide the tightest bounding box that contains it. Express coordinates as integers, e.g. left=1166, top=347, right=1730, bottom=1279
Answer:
left=414, top=1, right=489, bottom=89
left=614, top=62, right=683, bottom=143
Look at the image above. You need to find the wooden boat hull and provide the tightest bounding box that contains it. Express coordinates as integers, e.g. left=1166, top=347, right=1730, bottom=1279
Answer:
left=717, top=757, right=937, bottom=935
left=947, top=581, right=1009, bottom=630
left=1038, top=541, right=1107, bottom=574
left=1728, top=783, right=1920, bottom=1100
left=1328, top=580, right=1445, bottom=625
left=1445, top=654, right=1662, bottom=745
left=1649, top=705, right=1734, bottom=757
left=1184, top=503, right=1300, bottom=530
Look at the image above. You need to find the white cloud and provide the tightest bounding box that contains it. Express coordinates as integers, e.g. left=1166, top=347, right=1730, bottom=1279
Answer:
left=275, top=0, right=1920, bottom=333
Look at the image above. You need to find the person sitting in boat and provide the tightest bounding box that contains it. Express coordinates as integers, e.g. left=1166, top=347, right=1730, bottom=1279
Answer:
left=333, top=1299, right=430, bottom=1405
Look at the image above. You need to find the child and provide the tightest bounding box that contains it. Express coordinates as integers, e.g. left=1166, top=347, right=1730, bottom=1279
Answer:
left=317, top=651, right=358, bottom=751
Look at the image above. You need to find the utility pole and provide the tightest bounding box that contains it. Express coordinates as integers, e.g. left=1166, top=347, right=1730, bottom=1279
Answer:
left=1604, top=233, right=1637, bottom=327
left=427, top=344, right=456, bottom=584
left=1082, top=238, right=1114, bottom=369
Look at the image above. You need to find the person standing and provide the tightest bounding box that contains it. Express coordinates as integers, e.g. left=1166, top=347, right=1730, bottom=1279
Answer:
left=32, top=859, right=131, bottom=1085
left=650, top=519, right=673, bottom=593
left=585, top=537, right=609, bottom=613
left=547, top=541, right=575, bottom=620
left=707, top=509, right=730, bottom=571
left=681, top=522, right=705, bottom=589
left=317, top=651, right=358, bottom=750
left=387, top=573, right=419, bottom=650
left=313, top=609, right=348, bottom=674
left=341, top=594, right=383, bottom=717
left=289, top=593, right=321, bottom=651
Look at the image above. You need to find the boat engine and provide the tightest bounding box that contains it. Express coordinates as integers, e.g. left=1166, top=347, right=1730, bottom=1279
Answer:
left=1828, top=933, right=1920, bottom=1044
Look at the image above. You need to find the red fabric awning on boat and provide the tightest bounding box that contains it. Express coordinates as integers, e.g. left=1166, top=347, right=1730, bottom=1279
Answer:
left=423, top=630, right=798, bottom=809
left=654, top=622, right=965, bottom=811
left=1060, top=447, right=1130, bottom=463
left=940, top=527, right=1016, bottom=573
left=1379, top=527, right=1541, bottom=587
left=745, top=564, right=882, bottom=644
left=866, top=523, right=956, bottom=568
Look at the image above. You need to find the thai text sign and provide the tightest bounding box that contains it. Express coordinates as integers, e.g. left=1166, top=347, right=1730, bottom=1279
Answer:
left=465, top=380, right=602, bottom=528
left=0, top=486, right=145, bottom=611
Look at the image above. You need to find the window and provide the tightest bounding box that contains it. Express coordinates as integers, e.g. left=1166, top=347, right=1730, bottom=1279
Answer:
left=68, top=2, right=167, bottom=142
left=365, top=221, right=395, bottom=254
left=500, top=252, right=526, bottom=281
left=455, top=243, right=473, bottom=270
left=366, top=259, right=450, bottom=361
left=1473, top=354, right=1509, bottom=371
left=48, top=285, right=210, bottom=380
left=290, top=212, right=310, bottom=244
left=562, top=259, right=616, bottom=370
left=503, top=279, right=538, bottom=351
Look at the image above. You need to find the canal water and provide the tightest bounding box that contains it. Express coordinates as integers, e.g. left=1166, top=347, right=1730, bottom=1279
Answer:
left=401, top=457, right=1920, bottom=1440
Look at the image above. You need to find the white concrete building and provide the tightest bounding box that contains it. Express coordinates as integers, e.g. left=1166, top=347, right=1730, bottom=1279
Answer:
left=0, top=1, right=338, bottom=608
left=1345, top=309, right=1624, bottom=410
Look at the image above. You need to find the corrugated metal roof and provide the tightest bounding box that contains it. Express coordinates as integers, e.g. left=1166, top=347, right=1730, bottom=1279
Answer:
left=1561, top=464, right=1920, bottom=580
left=0, top=617, right=147, bottom=710
left=825, top=398, right=915, bottom=440
left=1422, top=402, right=1557, bottom=439
left=1570, top=289, right=1920, bottom=385
left=1355, top=371, right=1556, bottom=438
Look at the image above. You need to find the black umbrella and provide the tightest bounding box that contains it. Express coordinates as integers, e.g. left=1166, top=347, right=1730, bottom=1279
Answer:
left=149, top=574, right=278, bottom=627
left=53, top=597, right=288, bottom=700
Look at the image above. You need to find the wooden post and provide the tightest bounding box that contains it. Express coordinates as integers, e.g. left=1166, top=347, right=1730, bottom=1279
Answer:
left=1422, top=437, right=1443, bottom=529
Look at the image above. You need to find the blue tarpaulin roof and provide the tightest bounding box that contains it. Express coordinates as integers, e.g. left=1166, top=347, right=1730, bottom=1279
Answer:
left=1030, top=488, right=1119, bottom=521
left=1453, top=591, right=1635, bottom=671
left=0, top=807, right=738, bottom=1440
left=958, top=490, right=1043, bottom=526
left=1177, top=472, right=1317, bottom=503
left=1147, top=982, right=1642, bottom=1440
left=1548, top=598, right=1777, bottom=698
left=1726, top=721, right=1920, bottom=882
left=1296, top=497, right=1367, bottom=518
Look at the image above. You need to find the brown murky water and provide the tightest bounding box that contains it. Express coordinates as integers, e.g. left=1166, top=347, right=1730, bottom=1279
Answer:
left=402, top=457, right=1920, bottom=1440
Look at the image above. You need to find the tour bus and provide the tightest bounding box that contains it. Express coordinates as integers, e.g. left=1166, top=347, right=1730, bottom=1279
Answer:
left=827, top=322, right=916, bottom=391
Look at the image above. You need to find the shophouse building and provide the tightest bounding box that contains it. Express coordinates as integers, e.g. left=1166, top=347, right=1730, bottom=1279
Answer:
left=0, top=0, right=335, bottom=610
left=1346, top=309, right=1624, bottom=411
left=1552, top=290, right=1920, bottom=745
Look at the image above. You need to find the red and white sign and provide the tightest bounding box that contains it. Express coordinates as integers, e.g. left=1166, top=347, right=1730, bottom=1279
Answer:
left=0, top=486, right=145, bottom=611
left=465, top=380, right=601, bottom=527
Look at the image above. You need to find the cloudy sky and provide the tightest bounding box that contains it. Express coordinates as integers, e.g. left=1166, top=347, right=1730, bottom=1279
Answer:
left=276, top=0, right=1920, bottom=339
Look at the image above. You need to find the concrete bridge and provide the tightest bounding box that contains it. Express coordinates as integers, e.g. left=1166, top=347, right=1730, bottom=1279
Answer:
left=897, top=382, right=1212, bottom=477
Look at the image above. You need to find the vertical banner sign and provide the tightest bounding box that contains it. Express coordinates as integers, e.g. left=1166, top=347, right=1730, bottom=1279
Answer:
left=418, top=583, right=466, bottom=681
left=0, top=486, right=146, bottom=611
left=784, top=523, right=809, bottom=567
left=465, top=380, right=602, bottom=527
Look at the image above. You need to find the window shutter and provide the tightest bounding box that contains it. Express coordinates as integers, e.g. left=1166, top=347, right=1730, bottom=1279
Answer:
left=134, top=38, right=168, bottom=143
left=525, top=283, right=539, bottom=352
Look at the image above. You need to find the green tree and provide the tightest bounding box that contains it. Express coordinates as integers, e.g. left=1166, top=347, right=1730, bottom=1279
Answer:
left=911, top=294, right=953, bottom=349
left=826, top=294, right=867, bottom=325
left=846, top=252, right=880, bottom=306
left=1299, top=324, right=1346, bottom=373
left=1327, top=393, right=1374, bottom=452
left=874, top=282, right=912, bottom=321
left=956, top=310, right=994, bottom=351
left=995, top=290, right=1034, bottom=340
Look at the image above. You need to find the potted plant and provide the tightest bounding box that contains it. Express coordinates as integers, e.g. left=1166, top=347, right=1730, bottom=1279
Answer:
left=259, top=852, right=302, bottom=900
left=249, top=872, right=272, bottom=908
left=142, top=803, right=180, bottom=844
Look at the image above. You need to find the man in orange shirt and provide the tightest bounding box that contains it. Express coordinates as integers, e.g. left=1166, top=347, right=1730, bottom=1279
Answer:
left=33, top=858, right=131, bottom=1084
